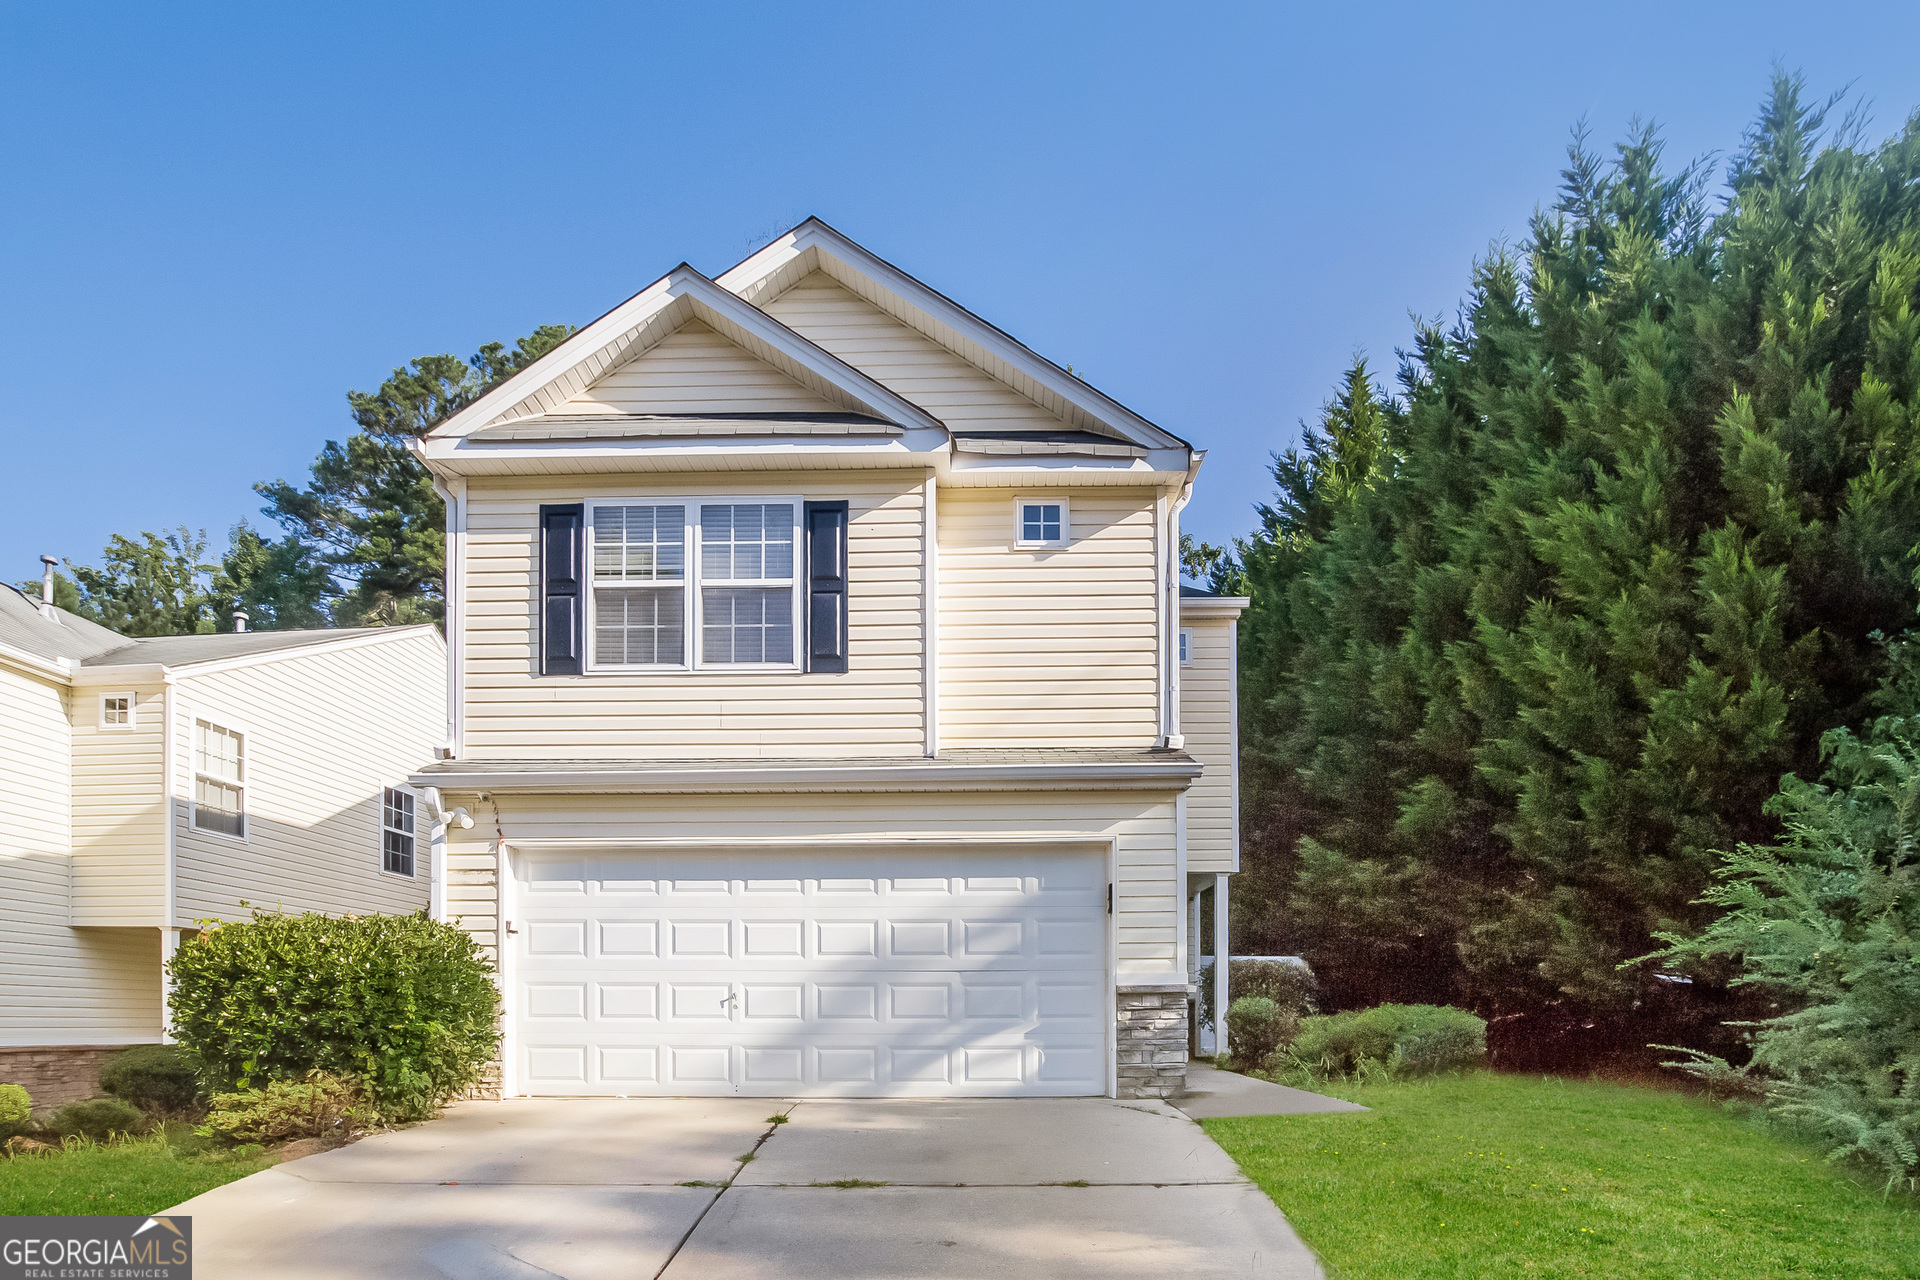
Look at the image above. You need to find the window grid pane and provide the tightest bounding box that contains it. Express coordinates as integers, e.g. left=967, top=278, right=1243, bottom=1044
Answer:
left=595, top=586, right=685, bottom=666
left=1022, top=503, right=1062, bottom=543
left=594, top=505, right=685, bottom=581
left=104, top=697, right=129, bottom=724
left=701, top=504, right=794, bottom=582
left=194, top=777, right=244, bottom=836
left=195, top=722, right=242, bottom=781
left=702, top=587, right=793, bottom=665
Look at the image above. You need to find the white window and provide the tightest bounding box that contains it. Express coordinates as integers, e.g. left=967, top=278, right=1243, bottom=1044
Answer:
left=589, top=499, right=800, bottom=671
left=1015, top=498, right=1069, bottom=548
left=382, top=787, right=416, bottom=877
left=193, top=720, right=245, bottom=838
left=1179, top=628, right=1194, bottom=666
left=99, top=693, right=135, bottom=729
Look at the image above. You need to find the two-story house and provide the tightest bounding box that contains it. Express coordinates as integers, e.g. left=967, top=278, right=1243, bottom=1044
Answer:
left=410, top=220, right=1246, bottom=1100
left=0, top=583, right=446, bottom=1105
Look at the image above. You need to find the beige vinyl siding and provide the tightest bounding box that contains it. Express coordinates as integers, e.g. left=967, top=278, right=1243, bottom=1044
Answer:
left=937, top=488, right=1160, bottom=748
left=171, top=635, right=443, bottom=925
left=462, top=472, right=927, bottom=760
left=762, top=274, right=1072, bottom=431
left=0, top=663, right=162, bottom=1046
left=1182, top=616, right=1236, bottom=874
left=436, top=789, right=1180, bottom=980
left=560, top=319, right=840, bottom=416
left=70, top=684, right=167, bottom=925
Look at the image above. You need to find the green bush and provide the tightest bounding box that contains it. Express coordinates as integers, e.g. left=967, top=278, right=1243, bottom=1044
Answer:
left=0, top=1084, right=30, bottom=1140
left=198, top=1072, right=373, bottom=1144
left=1289, top=1004, right=1487, bottom=1077
left=168, top=910, right=498, bottom=1122
left=1645, top=691, right=1920, bottom=1193
left=1199, top=959, right=1318, bottom=1029
left=47, top=1098, right=144, bottom=1142
left=1226, top=996, right=1293, bottom=1070
left=100, top=1045, right=204, bottom=1115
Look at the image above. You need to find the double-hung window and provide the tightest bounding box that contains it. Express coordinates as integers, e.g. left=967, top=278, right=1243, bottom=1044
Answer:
left=589, top=499, right=799, bottom=670
left=193, top=720, right=245, bottom=838
left=382, top=787, right=416, bottom=877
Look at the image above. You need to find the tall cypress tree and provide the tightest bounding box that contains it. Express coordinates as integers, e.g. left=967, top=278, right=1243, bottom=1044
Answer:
left=1234, top=75, right=1920, bottom=1063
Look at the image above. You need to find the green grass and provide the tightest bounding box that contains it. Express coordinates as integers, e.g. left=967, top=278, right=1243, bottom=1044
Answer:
left=0, top=1131, right=276, bottom=1217
left=1204, top=1071, right=1920, bottom=1280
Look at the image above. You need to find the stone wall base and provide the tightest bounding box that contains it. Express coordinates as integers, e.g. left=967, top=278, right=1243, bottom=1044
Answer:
left=1115, top=990, right=1188, bottom=1099
left=0, top=1045, right=147, bottom=1111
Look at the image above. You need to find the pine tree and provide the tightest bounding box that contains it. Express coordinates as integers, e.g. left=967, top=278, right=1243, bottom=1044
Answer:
left=257, top=325, right=573, bottom=625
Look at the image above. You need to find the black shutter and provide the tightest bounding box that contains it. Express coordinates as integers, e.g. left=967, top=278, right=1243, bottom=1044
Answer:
left=804, top=500, right=849, bottom=673
left=539, top=503, right=585, bottom=675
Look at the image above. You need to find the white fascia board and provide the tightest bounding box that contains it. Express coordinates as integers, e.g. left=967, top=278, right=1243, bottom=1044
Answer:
left=1178, top=596, right=1250, bottom=619
left=410, top=759, right=1202, bottom=796
left=426, top=265, right=942, bottom=442
left=72, top=625, right=444, bottom=685
left=0, top=641, right=75, bottom=682
left=716, top=219, right=1191, bottom=454
left=419, top=433, right=947, bottom=475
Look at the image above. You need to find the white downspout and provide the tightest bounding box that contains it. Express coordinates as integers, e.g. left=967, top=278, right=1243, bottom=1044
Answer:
left=430, top=475, right=467, bottom=758
left=1163, top=450, right=1205, bottom=750
left=1213, top=873, right=1229, bottom=1056
left=922, top=471, right=939, bottom=758
left=159, top=671, right=179, bottom=1043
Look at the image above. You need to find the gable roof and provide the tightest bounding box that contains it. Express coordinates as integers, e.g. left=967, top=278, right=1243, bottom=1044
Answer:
left=424, top=265, right=942, bottom=442
left=0, top=584, right=440, bottom=678
left=715, top=219, right=1190, bottom=453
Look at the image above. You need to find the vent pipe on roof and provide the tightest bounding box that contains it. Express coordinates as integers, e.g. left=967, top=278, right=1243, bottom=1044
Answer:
left=233, top=611, right=249, bottom=633
left=38, top=556, right=56, bottom=621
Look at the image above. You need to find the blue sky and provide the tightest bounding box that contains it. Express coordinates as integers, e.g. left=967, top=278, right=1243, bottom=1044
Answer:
left=5, top=2, right=1919, bottom=576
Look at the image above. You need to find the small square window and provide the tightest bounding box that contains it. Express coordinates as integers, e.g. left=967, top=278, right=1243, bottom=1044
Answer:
left=382, top=787, right=415, bottom=877
left=99, top=693, right=134, bottom=729
left=1016, top=499, right=1068, bottom=547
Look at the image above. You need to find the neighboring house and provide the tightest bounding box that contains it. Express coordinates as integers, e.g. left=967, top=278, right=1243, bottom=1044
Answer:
left=0, top=584, right=446, bottom=1105
left=410, top=218, right=1248, bottom=1101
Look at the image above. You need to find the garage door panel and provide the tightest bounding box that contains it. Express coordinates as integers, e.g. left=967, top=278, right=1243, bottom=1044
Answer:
left=514, top=848, right=1107, bottom=1097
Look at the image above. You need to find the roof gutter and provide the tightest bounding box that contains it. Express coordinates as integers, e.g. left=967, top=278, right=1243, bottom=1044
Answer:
left=409, top=758, right=1203, bottom=796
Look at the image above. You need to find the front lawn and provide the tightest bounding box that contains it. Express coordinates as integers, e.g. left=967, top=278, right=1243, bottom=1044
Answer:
left=0, top=1132, right=275, bottom=1216
left=1204, top=1072, right=1919, bottom=1279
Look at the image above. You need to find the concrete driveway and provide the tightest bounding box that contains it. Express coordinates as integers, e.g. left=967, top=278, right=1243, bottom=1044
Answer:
left=169, top=1095, right=1324, bottom=1279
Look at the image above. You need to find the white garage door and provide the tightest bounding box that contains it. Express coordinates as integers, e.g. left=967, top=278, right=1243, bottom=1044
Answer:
left=510, top=847, right=1109, bottom=1097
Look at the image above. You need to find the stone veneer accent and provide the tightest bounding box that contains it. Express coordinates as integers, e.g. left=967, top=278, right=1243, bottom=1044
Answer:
left=1115, top=988, right=1189, bottom=1099
left=0, top=1045, right=145, bottom=1110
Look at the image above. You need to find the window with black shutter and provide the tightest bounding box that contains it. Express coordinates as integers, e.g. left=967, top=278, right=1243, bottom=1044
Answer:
left=539, top=503, right=584, bottom=675
left=805, top=500, right=849, bottom=673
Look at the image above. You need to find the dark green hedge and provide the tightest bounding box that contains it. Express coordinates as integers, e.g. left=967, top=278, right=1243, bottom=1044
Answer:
left=167, top=911, right=498, bottom=1121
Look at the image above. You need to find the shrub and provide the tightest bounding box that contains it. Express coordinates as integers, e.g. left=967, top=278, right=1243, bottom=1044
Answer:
left=47, top=1098, right=144, bottom=1142
left=168, top=910, right=498, bottom=1122
left=100, top=1045, right=204, bottom=1115
left=1644, top=699, right=1920, bottom=1193
left=1226, top=996, right=1293, bottom=1070
left=1199, top=959, right=1318, bottom=1029
left=198, top=1072, right=373, bottom=1144
left=0, top=1084, right=30, bottom=1141
left=1289, top=1004, right=1487, bottom=1077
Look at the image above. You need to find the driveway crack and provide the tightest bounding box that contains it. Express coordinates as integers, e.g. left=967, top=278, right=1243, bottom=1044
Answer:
left=650, top=1102, right=798, bottom=1280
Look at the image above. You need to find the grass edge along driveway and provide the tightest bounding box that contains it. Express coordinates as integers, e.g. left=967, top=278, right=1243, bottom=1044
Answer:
left=0, top=1134, right=276, bottom=1217
left=1203, top=1072, right=1919, bottom=1280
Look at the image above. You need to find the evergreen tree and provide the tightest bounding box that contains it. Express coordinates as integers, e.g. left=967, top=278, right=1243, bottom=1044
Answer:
left=257, top=325, right=573, bottom=625
left=62, top=528, right=218, bottom=637
left=1233, top=74, right=1920, bottom=1063
left=209, top=522, right=334, bottom=630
